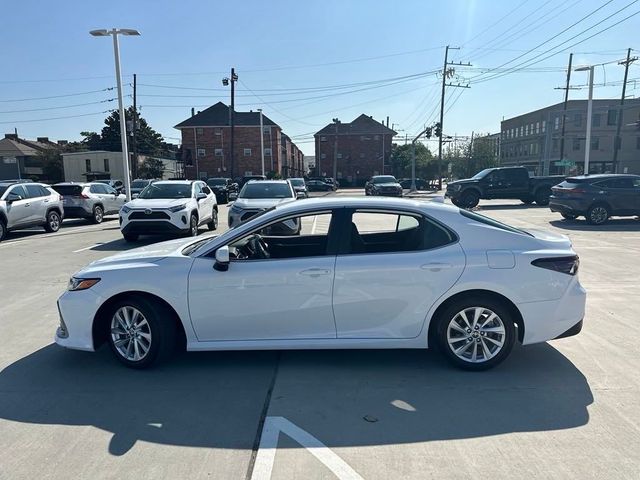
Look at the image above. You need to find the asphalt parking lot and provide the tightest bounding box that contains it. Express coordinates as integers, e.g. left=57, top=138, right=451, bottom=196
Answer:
left=1, top=190, right=639, bottom=479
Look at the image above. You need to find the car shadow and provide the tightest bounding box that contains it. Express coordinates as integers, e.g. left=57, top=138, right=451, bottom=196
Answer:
left=475, top=203, right=544, bottom=211
left=550, top=218, right=640, bottom=232
left=0, top=342, right=592, bottom=454
left=90, top=231, right=218, bottom=252
left=2, top=217, right=120, bottom=242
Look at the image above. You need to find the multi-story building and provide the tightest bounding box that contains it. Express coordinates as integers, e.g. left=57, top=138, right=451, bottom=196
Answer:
left=500, top=98, right=640, bottom=175
left=314, top=114, right=396, bottom=186
left=62, top=151, right=179, bottom=182
left=174, top=102, right=304, bottom=180
left=0, top=134, right=62, bottom=181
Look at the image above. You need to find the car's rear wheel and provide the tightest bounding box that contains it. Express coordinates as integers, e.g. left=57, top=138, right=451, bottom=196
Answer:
left=0, top=219, right=6, bottom=241
left=44, top=210, right=61, bottom=232
left=520, top=197, right=534, bottom=205
left=561, top=212, right=577, bottom=220
left=535, top=188, right=551, bottom=206
left=587, top=204, right=610, bottom=225
left=435, top=297, right=516, bottom=371
left=207, top=209, right=218, bottom=230
left=188, top=214, right=198, bottom=236
left=123, top=233, right=139, bottom=242
left=107, top=297, right=177, bottom=369
left=92, top=205, right=104, bottom=224
left=461, top=190, right=480, bottom=209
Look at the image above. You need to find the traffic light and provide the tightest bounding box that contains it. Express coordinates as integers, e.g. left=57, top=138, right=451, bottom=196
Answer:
left=425, top=127, right=432, bottom=138
left=434, top=122, right=442, bottom=138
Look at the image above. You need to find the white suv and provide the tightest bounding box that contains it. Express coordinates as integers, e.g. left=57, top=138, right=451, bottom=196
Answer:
left=119, top=180, right=217, bottom=242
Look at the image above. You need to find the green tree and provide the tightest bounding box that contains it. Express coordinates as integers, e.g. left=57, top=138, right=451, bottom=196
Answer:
left=448, top=134, right=499, bottom=179
left=137, top=158, right=165, bottom=179
left=96, top=107, right=164, bottom=155
left=389, top=143, right=435, bottom=180
left=36, top=149, right=64, bottom=183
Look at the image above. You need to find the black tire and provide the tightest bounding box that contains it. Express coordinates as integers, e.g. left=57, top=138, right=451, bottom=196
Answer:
left=586, top=204, right=610, bottom=225
left=435, top=296, right=516, bottom=371
left=534, top=188, right=551, bottom=206
left=123, top=233, right=139, bottom=242
left=207, top=209, right=218, bottom=231
left=106, top=296, right=178, bottom=369
left=92, top=205, right=104, bottom=224
left=520, top=198, right=534, bottom=205
left=451, top=198, right=461, bottom=208
left=461, top=190, right=480, bottom=209
left=188, top=214, right=199, bottom=237
left=561, top=212, right=577, bottom=220
left=0, top=218, right=6, bottom=242
left=44, top=210, right=61, bottom=233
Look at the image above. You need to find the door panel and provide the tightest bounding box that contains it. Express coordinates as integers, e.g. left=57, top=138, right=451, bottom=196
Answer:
left=5, top=186, right=33, bottom=226
left=188, top=256, right=337, bottom=341
left=333, top=243, right=465, bottom=338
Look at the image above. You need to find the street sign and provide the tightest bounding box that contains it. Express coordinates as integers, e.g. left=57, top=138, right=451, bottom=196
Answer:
left=554, top=159, right=575, bottom=167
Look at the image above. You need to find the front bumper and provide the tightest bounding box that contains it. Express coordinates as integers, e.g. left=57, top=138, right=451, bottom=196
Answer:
left=120, top=208, right=192, bottom=235
left=121, top=220, right=188, bottom=235
left=228, top=208, right=264, bottom=228
left=373, top=189, right=403, bottom=197
left=55, top=289, right=102, bottom=351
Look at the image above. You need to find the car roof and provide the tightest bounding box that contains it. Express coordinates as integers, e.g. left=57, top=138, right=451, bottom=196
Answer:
left=567, top=174, right=640, bottom=181
left=53, top=182, right=92, bottom=187
left=269, top=196, right=453, bottom=214
left=153, top=180, right=194, bottom=185
left=246, top=179, right=288, bottom=184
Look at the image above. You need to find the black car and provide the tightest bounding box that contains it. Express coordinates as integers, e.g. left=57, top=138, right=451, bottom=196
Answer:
left=399, top=178, right=430, bottom=190
left=206, top=177, right=238, bottom=203
left=239, top=175, right=266, bottom=188
left=306, top=179, right=333, bottom=192
left=365, top=175, right=403, bottom=197
left=550, top=174, right=640, bottom=225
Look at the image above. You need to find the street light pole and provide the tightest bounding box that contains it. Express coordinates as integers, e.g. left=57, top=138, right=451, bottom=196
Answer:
left=258, top=109, right=265, bottom=176
left=576, top=65, right=594, bottom=175
left=90, top=28, right=140, bottom=201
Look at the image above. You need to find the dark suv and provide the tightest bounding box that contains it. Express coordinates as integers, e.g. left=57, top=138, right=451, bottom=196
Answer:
left=206, top=177, right=238, bottom=203
left=550, top=174, right=640, bottom=225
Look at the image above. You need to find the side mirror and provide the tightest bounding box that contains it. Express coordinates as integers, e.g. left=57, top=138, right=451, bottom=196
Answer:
left=214, top=245, right=230, bottom=271
left=6, top=193, right=22, bottom=203
left=196, top=192, right=207, bottom=201
left=296, top=191, right=306, bottom=199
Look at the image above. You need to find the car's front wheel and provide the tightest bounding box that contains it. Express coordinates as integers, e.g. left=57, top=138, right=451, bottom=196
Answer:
left=461, top=190, right=480, bottom=209
left=188, top=214, right=199, bottom=236
left=107, top=296, right=177, bottom=368
left=44, top=210, right=61, bottom=233
left=435, top=297, right=516, bottom=370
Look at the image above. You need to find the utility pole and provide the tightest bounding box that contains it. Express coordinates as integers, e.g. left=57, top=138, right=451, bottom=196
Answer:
left=613, top=48, right=637, bottom=173
left=222, top=68, right=238, bottom=178
left=132, top=73, right=138, bottom=180
left=559, top=53, right=573, bottom=167
left=437, top=45, right=470, bottom=190
left=258, top=109, right=265, bottom=176
left=332, top=118, right=340, bottom=180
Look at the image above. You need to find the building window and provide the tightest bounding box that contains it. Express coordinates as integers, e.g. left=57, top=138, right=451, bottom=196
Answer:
left=264, top=148, right=272, bottom=156
left=263, top=126, right=270, bottom=134
left=320, top=153, right=326, bottom=159
left=85, top=159, right=91, bottom=172
left=196, top=128, right=204, bottom=135
left=244, top=148, right=252, bottom=156
left=104, top=159, right=109, bottom=172
left=197, top=148, right=206, bottom=157
left=607, top=109, right=617, bottom=126
left=359, top=153, right=365, bottom=158
left=572, top=138, right=580, bottom=151
left=530, top=123, right=534, bottom=134
left=320, top=136, right=327, bottom=142
left=574, top=113, right=582, bottom=127
left=525, top=125, right=529, bottom=136
left=542, top=120, right=546, bottom=132
left=591, top=137, right=599, bottom=150
left=536, top=122, right=540, bottom=134
left=519, top=126, right=523, bottom=136
left=214, top=148, right=223, bottom=156
left=592, top=113, right=601, bottom=127
left=554, top=117, right=560, bottom=130
left=215, top=129, right=222, bottom=136
left=552, top=138, right=558, bottom=151
left=337, top=153, right=342, bottom=159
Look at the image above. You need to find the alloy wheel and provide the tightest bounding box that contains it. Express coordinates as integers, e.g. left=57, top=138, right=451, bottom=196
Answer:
left=191, top=216, right=198, bottom=236
left=446, top=307, right=506, bottom=363
left=110, top=306, right=152, bottom=362
left=589, top=206, right=608, bottom=224
left=94, top=207, right=103, bottom=223
left=49, top=212, right=60, bottom=231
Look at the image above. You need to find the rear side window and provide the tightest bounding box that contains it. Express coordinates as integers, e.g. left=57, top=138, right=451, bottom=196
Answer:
left=594, top=178, right=634, bottom=189
left=460, top=209, right=532, bottom=236
left=53, top=185, right=83, bottom=196
left=24, top=184, right=47, bottom=198
left=556, top=181, right=581, bottom=189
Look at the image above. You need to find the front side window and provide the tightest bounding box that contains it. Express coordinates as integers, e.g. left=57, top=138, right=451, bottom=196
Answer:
left=346, top=210, right=455, bottom=255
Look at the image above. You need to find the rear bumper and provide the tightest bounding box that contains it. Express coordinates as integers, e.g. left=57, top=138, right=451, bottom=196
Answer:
left=63, top=206, right=92, bottom=218
left=549, top=199, right=586, bottom=216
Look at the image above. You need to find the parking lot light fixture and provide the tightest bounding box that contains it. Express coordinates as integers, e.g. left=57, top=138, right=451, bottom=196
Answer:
left=575, top=65, right=594, bottom=175
left=89, top=28, right=141, bottom=201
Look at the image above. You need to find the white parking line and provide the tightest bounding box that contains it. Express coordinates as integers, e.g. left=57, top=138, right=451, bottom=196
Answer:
left=72, top=242, right=105, bottom=253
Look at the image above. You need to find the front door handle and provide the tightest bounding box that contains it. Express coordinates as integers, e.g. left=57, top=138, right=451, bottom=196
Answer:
left=421, top=262, right=452, bottom=272
left=24, top=203, right=31, bottom=207
left=299, top=268, right=331, bottom=277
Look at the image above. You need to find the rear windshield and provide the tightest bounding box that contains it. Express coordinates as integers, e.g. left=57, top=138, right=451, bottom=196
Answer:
left=460, top=209, right=532, bottom=236
left=131, top=180, right=150, bottom=188
left=207, top=178, right=227, bottom=186
left=52, top=185, right=83, bottom=196
left=240, top=183, right=292, bottom=199
left=289, top=179, right=305, bottom=186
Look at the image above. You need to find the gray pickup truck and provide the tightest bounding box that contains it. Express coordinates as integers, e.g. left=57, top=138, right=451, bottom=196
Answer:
left=446, top=166, right=565, bottom=208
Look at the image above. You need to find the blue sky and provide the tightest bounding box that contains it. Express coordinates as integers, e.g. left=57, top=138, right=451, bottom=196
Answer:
left=1, top=0, right=638, bottom=155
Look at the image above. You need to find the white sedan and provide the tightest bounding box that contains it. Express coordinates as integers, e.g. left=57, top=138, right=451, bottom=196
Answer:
left=55, top=197, right=586, bottom=370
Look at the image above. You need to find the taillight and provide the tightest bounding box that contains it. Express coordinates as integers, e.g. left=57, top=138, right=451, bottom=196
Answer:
left=568, top=188, right=586, bottom=194
left=531, top=255, right=579, bottom=276
left=80, top=193, right=90, bottom=199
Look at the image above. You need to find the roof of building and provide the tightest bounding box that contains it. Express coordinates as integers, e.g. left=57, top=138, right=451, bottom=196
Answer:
left=315, top=114, right=397, bottom=136
left=0, top=136, right=55, bottom=157
left=502, top=97, right=640, bottom=122
left=174, top=102, right=279, bottom=128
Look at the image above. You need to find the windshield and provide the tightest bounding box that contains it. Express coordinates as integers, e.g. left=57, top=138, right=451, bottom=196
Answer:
left=471, top=169, right=494, bottom=180
left=207, top=178, right=227, bottom=186
left=95, top=180, right=110, bottom=185
left=372, top=176, right=397, bottom=184
left=289, top=179, right=305, bottom=186
left=239, top=183, right=293, bottom=199
left=138, top=183, right=192, bottom=199
left=131, top=180, right=150, bottom=188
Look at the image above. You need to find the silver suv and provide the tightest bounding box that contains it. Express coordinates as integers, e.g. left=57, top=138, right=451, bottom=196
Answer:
left=0, top=181, right=64, bottom=242
left=52, top=182, right=126, bottom=224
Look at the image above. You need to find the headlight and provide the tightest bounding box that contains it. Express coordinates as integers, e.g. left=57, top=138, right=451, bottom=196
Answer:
left=121, top=205, right=132, bottom=214
left=169, top=204, right=187, bottom=213
left=68, top=277, right=101, bottom=291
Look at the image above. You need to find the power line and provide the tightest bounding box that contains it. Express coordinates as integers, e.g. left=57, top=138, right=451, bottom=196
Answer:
left=0, top=87, right=115, bottom=103
left=0, top=98, right=115, bottom=114
left=0, top=110, right=111, bottom=125
left=461, top=0, right=530, bottom=48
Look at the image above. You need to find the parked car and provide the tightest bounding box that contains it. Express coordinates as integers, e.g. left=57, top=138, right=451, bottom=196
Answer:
left=119, top=180, right=218, bottom=242
left=306, top=179, right=334, bottom=192
left=228, top=180, right=300, bottom=231
left=288, top=178, right=308, bottom=198
left=399, top=178, right=430, bottom=190
left=324, top=177, right=338, bottom=191
left=238, top=175, right=266, bottom=189
left=53, top=182, right=126, bottom=224
left=129, top=179, right=157, bottom=198
left=0, top=181, right=64, bottom=241
left=446, top=166, right=564, bottom=208
left=365, top=175, right=403, bottom=196
left=95, top=179, right=124, bottom=193
left=550, top=174, right=640, bottom=225
left=55, top=197, right=585, bottom=370
left=206, top=177, right=238, bottom=204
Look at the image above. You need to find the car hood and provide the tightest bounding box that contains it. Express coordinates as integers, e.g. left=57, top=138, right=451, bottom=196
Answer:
left=124, top=198, right=190, bottom=209
left=232, top=197, right=296, bottom=209
left=374, top=182, right=402, bottom=188
left=447, top=179, right=479, bottom=187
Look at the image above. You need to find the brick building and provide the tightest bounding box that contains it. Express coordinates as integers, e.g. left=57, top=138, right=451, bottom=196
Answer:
left=314, top=114, right=396, bottom=186
left=174, top=102, right=304, bottom=180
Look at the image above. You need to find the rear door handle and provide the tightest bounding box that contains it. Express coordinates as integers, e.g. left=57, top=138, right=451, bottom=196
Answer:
left=421, top=262, right=452, bottom=271
left=299, top=268, right=331, bottom=277
left=24, top=203, right=31, bottom=207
